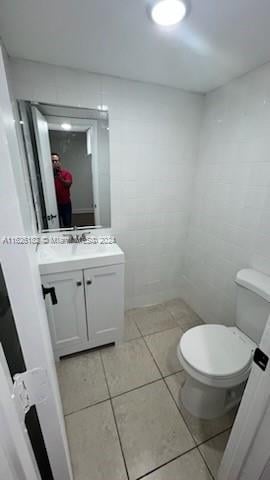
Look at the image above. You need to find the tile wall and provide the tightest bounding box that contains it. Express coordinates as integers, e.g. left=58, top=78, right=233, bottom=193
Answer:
left=182, top=63, right=270, bottom=324
left=10, top=58, right=204, bottom=308
left=11, top=57, right=270, bottom=321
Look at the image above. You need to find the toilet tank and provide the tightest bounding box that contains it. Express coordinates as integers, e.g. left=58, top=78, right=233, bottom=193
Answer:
left=235, top=269, right=270, bottom=344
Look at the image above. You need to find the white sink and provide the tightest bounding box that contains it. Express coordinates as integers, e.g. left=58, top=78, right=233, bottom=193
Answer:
left=38, top=242, right=125, bottom=274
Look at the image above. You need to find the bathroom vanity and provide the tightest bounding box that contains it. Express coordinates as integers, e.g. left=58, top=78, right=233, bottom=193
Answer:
left=18, top=100, right=125, bottom=359
left=38, top=242, right=125, bottom=359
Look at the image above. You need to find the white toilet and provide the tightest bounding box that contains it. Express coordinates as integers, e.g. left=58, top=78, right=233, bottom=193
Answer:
left=177, top=269, right=270, bottom=419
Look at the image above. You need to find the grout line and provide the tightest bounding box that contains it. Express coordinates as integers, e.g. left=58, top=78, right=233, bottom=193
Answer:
left=129, top=302, right=204, bottom=339
left=65, top=394, right=232, bottom=452
left=135, top=321, right=203, bottom=340
left=65, top=393, right=233, bottom=456
left=135, top=445, right=199, bottom=480
left=100, top=350, right=130, bottom=480
left=64, top=396, right=110, bottom=418
left=97, top=351, right=111, bottom=398
left=98, top=350, right=111, bottom=398
left=140, top=334, right=164, bottom=378
left=196, top=426, right=233, bottom=448
left=162, top=367, right=233, bottom=477
left=162, top=369, right=184, bottom=379
left=163, top=372, right=234, bottom=449
left=131, top=316, right=144, bottom=336
left=143, top=325, right=185, bottom=341
left=100, top=337, right=163, bottom=398
left=63, top=330, right=234, bottom=445
left=131, top=305, right=181, bottom=337
left=140, top=332, right=184, bottom=386
left=140, top=332, right=193, bottom=436
left=138, top=328, right=215, bottom=480
left=197, top=447, right=215, bottom=480
left=110, top=398, right=130, bottom=480
left=63, top=367, right=181, bottom=418
left=162, top=375, right=197, bottom=443
left=139, top=320, right=234, bottom=455
left=62, top=313, right=230, bottom=480
left=100, top=331, right=200, bottom=480
left=123, top=335, right=142, bottom=343
left=110, top=377, right=163, bottom=400
left=135, top=322, right=182, bottom=338
left=133, top=322, right=144, bottom=337
left=61, top=311, right=231, bottom=480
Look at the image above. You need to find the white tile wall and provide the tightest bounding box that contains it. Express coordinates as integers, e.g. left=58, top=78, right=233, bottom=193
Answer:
left=8, top=57, right=270, bottom=320
left=10, top=59, right=204, bottom=308
left=182, top=63, right=270, bottom=325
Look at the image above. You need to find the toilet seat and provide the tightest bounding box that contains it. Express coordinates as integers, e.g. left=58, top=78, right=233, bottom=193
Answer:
left=178, top=325, right=256, bottom=388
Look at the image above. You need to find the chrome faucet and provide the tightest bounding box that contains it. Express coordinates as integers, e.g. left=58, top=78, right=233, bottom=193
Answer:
left=80, top=233, right=87, bottom=242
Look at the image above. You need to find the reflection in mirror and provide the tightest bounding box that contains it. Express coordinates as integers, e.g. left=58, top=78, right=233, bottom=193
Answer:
left=18, top=102, right=111, bottom=231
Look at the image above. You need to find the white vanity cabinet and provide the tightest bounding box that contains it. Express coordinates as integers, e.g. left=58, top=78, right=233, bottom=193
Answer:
left=84, top=265, right=124, bottom=347
left=40, top=249, right=125, bottom=359
left=42, top=270, right=88, bottom=357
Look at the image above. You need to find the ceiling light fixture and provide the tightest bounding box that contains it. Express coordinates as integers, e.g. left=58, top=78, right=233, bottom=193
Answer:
left=61, top=123, right=72, bottom=131
left=150, top=0, right=187, bottom=27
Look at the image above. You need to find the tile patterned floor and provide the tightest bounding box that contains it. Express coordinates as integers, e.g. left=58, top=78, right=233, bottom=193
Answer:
left=57, top=299, right=234, bottom=480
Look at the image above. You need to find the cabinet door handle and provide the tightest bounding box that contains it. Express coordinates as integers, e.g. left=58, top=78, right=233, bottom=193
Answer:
left=76, top=281, right=82, bottom=287
left=42, top=285, right=58, bottom=305
left=47, top=213, right=57, bottom=221
left=86, top=280, right=92, bottom=285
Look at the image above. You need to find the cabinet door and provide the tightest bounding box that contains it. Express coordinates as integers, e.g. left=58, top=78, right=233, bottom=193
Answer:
left=42, top=270, right=88, bottom=357
left=84, top=265, right=124, bottom=347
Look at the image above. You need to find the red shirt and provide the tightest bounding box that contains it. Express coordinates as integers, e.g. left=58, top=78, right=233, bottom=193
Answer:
left=54, top=169, right=72, bottom=205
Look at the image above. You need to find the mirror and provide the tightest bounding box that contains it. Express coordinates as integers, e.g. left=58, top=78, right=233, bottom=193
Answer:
left=18, top=101, right=111, bottom=231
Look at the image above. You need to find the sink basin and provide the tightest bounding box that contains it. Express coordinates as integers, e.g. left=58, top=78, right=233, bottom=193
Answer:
left=38, top=242, right=125, bottom=274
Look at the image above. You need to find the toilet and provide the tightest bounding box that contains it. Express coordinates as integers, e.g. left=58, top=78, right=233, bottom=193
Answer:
left=177, top=269, right=270, bottom=419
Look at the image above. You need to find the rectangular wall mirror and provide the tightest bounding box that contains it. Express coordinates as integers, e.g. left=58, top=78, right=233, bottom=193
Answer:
left=18, top=101, right=111, bottom=231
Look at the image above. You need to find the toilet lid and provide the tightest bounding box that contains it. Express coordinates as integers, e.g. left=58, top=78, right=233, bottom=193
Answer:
left=180, top=325, right=254, bottom=378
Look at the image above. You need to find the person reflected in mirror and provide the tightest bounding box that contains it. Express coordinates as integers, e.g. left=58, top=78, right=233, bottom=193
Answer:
left=51, top=153, right=73, bottom=228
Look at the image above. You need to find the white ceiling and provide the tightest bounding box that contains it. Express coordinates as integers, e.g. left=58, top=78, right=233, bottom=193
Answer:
left=1, top=0, right=270, bottom=93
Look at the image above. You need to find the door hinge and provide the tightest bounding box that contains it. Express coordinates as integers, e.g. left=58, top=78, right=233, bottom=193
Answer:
left=254, top=348, right=269, bottom=371
left=12, top=368, right=48, bottom=419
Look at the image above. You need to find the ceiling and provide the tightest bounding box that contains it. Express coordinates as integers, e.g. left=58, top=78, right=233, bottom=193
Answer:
left=1, top=0, right=270, bottom=93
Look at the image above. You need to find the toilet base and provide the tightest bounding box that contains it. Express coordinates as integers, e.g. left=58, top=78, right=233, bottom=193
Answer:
left=181, top=374, right=245, bottom=419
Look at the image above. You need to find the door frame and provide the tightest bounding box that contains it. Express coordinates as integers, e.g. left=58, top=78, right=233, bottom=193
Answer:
left=88, top=120, right=101, bottom=226
left=0, top=44, right=72, bottom=480
left=31, top=105, right=60, bottom=229
left=18, top=100, right=48, bottom=232
left=218, top=315, right=270, bottom=480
